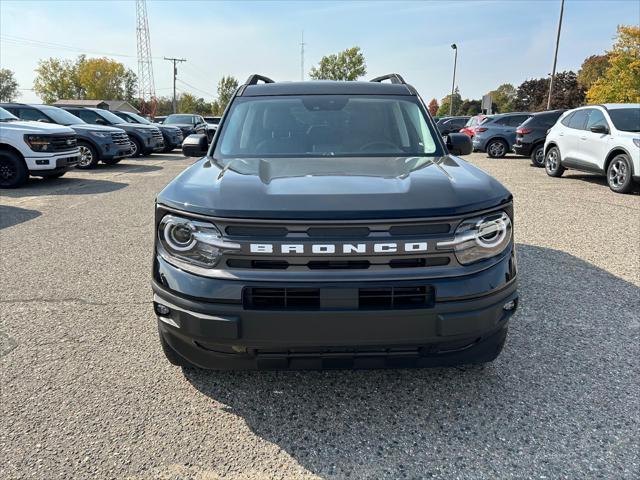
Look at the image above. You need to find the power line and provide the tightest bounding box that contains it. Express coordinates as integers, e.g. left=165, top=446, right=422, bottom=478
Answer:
left=176, top=78, right=215, bottom=98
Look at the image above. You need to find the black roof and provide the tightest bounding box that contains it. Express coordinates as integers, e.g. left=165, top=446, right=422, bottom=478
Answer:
left=241, top=81, right=416, bottom=97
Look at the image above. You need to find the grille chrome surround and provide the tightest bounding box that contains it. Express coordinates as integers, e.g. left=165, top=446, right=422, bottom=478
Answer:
left=49, top=135, right=77, bottom=152
left=111, top=131, right=130, bottom=146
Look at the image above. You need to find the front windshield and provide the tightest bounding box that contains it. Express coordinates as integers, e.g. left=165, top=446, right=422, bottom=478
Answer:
left=165, top=114, right=195, bottom=124
left=215, top=95, right=440, bottom=158
left=96, top=109, right=126, bottom=124
left=124, top=111, right=151, bottom=124
left=41, top=106, right=85, bottom=126
left=0, top=106, right=18, bottom=121
left=608, top=107, right=640, bottom=132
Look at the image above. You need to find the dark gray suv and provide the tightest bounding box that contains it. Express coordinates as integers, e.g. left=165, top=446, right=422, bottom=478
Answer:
left=472, top=112, right=532, bottom=158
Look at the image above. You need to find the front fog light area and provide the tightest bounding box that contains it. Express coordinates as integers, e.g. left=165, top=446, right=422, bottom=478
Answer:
left=438, top=211, right=512, bottom=265
left=158, top=214, right=225, bottom=268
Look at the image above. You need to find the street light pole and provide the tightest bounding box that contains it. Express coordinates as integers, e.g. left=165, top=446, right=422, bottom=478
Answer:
left=450, top=44, right=458, bottom=116
left=547, top=0, right=565, bottom=110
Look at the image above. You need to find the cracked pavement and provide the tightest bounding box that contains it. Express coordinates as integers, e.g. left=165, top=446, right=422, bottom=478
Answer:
left=1, top=153, right=639, bottom=479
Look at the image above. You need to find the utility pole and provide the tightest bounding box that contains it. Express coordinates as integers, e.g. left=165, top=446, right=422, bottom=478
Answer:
left=449, top=44, right=458, bottom=116
left=164, top=57, right=186, bottom=113
left=547, top=0, right=565, bottom=110
left=300, top=31, right=305, bottom=81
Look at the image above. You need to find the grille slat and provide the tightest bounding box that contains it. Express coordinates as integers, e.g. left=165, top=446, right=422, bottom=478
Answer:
left=111, top=131, right=130, bottom=146
left=49, top=135, right=77, bottom=152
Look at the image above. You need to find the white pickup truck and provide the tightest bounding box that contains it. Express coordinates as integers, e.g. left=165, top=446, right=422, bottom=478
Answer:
left=0, top=106, right=80, bottom=188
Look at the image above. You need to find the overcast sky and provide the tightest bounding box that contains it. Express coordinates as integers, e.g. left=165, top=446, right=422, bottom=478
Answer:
left=1, top=0, right=638, bottom=104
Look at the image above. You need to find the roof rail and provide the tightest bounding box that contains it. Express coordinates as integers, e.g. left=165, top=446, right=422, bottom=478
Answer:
left=370, top=73, right=406, bottom=85
left=244, top=74, right=275, bottom=86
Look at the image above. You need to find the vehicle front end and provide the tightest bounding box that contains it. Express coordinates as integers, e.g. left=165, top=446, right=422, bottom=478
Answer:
left=158, top=125, right=183, bottom=150
left=21, top=132, right=80, bottom=174
left=73, top=125, right=133, bottom=161
left=152, top=79, right=518, bottom=370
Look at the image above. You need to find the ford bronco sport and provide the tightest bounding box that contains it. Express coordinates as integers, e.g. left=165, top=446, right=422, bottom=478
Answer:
left=152, top=74, right=518, bottom=370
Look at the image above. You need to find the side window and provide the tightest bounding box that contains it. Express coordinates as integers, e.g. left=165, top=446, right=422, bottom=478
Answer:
left=77, top=110, right=100, bottom=124
left=560, top=112, right=573, bottom=127
left=567, top=110, right=588, bottom=130
left=18, top=108, right=48, bottom=122
left=585, top=109, right=608, bottom=130
left=494, top=117, right=510, bottom=126
left=508, top=115, right=529, bottom=127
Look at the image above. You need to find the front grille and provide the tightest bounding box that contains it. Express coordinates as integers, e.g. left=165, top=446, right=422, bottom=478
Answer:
left=151, top=128, right=163, bottom=140
left=111, top=131, right=130, bottom=146
left=49, top=135, right=77, bottom=152
left=244, top=285, right=435, bottom=311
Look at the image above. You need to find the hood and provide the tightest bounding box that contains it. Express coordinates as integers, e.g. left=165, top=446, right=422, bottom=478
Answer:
left=167, top=123, right=194, bottom=129
left=158, top=155, right=512, bottom=220
left=69, top=123, right=124, bottom=133
left=0, top=120, right=75, bottom=135
left=616, top=130, right=640, bottom=139
left=156, top=124, right=181, bottom=132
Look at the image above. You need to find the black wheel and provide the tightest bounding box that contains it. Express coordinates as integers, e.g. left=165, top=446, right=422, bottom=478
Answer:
left=607, top=154, right=634, bottom=194
left=530, top=144, right=545, bottom=167
left=159, top=330, right=197, bottom=368
left=76, top=141, right=99, bottom=169
left=486, top=138, right=508, bottom=158
left=128, top=136, right=143, bottom=158
left=0, top=150, right=28, bottom=188
left=101, top=158, right=122, bottom=166
left=544, top=146, right=565, bottom=177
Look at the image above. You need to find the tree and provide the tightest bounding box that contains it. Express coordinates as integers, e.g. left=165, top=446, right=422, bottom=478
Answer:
left=178, top=93, right=198, bottom=113
left=34, top=55, right=137, bottom=104
left=514, top=71, right=584, bottom=111
left=0, top=68, right=20, bottom=102
left=489, top=83, right=516, bottom=113
left=436, top=88, right=462, bottom=116
left=587, top=25, right=640, bottom=103
left=211, top=75, right=239, bottom=115
left=309, top=46, right=366, bottom=81
left=33, top=57, right=84, bottom=104
left=458, top=99, right=482, bottom=116
left=427, top=98, right=439, bottom=116
left=577, top=54, right=610, bottom=90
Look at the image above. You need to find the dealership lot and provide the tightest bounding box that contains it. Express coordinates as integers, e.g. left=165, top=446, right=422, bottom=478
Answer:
left=1, top=153, right=638, bottom=479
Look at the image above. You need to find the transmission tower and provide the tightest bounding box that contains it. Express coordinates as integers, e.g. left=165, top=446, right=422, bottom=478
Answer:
left=300, top=31, right=305, bottom=81
left=136, top=0, right=156, bottom=116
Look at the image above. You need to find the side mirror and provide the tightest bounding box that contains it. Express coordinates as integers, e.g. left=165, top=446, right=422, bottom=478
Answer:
left=446, top=133, right=473, bottom=156
left=590, top=124, right=609, bottom=134
left=182, top=134, right=209, bottom=157
left=95, top=118, right=107, bottom=125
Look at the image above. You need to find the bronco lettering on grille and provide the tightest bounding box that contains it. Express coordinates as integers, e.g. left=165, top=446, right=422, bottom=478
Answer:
left=249, top=242, right=428, bottom=255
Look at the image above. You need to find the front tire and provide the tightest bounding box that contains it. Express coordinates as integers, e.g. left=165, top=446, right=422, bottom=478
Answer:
left=486, top=139, right=508, bottom=158
left=76, top=142, right=99, bottom=169
left=545, top=146, right=565, bottom=177
left=607, top=154, right=634, bottom=194
left=128, top=136, right=143, bottom=158
left=530, top=144, right=545, bottom=167
left=0, top=150, right=29, bottom=188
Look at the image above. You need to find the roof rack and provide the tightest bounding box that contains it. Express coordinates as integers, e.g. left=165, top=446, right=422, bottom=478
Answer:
left=370, top=73, right=406, bottom=85
left=244, top=74, right=275, bottom=86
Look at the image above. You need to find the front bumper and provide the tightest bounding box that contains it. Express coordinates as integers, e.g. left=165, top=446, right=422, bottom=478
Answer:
left=162, top=131, right=183, bottom=148
left=152, top=248, right=518, bottom=369
left=98, top=143, right=132, bottom=160
left=24, top=149, right=80, bottom=171
left=143, top=135, right=165, bottom=152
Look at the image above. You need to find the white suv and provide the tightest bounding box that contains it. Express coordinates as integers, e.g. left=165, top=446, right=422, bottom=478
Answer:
left=0, top=107, right=80, bottom=188
left=544, top=104, right=640, bottom=194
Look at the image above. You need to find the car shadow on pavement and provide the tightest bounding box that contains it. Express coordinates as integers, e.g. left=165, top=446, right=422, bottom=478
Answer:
left=184, top=244, right=639, bottom=478
left=563, top=172, right=640, bottom=194
left=0, top=205, right=42, bottom=230
left=0, top=178, right=128, bottom=198
left=81, top=163, right=164, bottom=174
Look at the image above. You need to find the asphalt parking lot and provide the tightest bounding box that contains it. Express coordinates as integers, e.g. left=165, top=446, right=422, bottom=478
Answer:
left=1, top=152, right=639, bottom=479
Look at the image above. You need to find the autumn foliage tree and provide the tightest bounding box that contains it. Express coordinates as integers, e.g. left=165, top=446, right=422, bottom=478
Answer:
left=587, top=25, right=640, bottom=103
left=427, top=98, right=439, bottom=116
left=514, top=71, right=584, bottom=111
left=577, top=54, right=610, bottom=90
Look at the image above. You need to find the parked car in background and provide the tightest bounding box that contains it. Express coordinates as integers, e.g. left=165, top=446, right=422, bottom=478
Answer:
left=544, top=104, right=640, bottom=194
left=435, top=116, right=470, bottom=136
left=512, top=109, right=566, bottom=167
left=204, top=116, right=221, bottom=141
left=0, top=107, right=79, bottom=187
left=460, top=114, right=490, bottom=139
left=114, top=110, right=183, bottom=153
left=154, top=115, right=167, bottom=124
left=163, top=114, right=208, bottom=140
left=472, top=112, right=532, bottom=158
left=61, top=107, right=164, bottom=157
left=2, top=103, right=132, bottom=169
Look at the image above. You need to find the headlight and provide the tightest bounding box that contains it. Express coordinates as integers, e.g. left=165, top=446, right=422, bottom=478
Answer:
left=633, top=138, right=640, bottom=148
left=24, top=134, right=52, bottom=152
left=158, top=215, right=240, bottom=269
left=135, top=128, right=151, bottom=134
left=89, top=131, right=110, bottom=138
left=437, top=211, right=512, bottom=265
